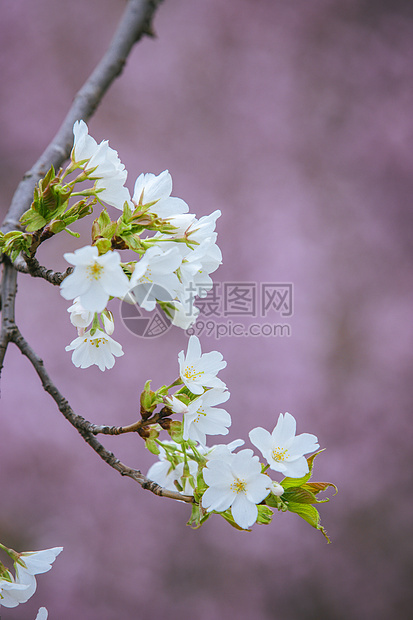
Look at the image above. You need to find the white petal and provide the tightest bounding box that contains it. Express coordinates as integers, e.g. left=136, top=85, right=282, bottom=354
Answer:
left=231, top=494, right=258, bottom=529
left=249, top=427, right=273, bottom=455
left=289, top=433, right=319, bottom=458
left=273, top=412, right=296, bottom=445
left=186, top=335, right=202, bottom=360
left=245, top=474, right=271, bottom=503
left=282, top=456, right=310, bottom=478
left=202, top=486, right=233, bottom=512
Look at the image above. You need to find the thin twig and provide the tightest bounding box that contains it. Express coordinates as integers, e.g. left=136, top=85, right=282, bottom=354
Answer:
left=18, top=255, right=73, bottom=286
left=10, top=325, right=194, bottom=505
left=90, top=408, right=172, bottom=435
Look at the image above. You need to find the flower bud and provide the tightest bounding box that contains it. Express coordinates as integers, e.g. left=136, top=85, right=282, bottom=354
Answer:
left=269, top=481, right=284, bottom=497
left=101, top=310, right=115, bottom=335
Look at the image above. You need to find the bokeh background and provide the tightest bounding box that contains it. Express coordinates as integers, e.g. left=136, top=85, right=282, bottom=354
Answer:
left=1, top=0, right=413, bottom=618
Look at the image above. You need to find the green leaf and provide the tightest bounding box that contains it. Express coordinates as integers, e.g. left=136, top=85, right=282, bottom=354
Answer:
left=2, top=231, right=31, bottom=259
left=286, top=501, right=331, bottom=543
left=280, top=450, right=324, bottom=490
left=63, top=200, right=94, bottom=225
left=265, top=493, right=281, bottom=508
left=302, top=481, right=338, bottom=496
left=20, top=209, right=47, bottom=232
left=48, top=219, right=67, bottom=234
left=95, top=238, right=112, bottom=255
left=145, top=439, right=160, bottom=455
left=282, top=487, right=318, bottom=504
left=168, top=421, right=184, bottom=443
left=119, top=233, right=143, bottom=252
left=219, top=509, right=250, bottom=531
left=122, top=201, right=132, bottom=222
left=256, top=504, right=273, bottom=525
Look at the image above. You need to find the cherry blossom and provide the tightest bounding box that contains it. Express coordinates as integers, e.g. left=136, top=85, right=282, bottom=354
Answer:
left=132, top=170, right=188, bottom=218
left=182, top=388, right=231, bottom=446
left=178, top=335, right=227, bottom=394
left=65, top=328, right=124, bottom=371
left=61, top=245, right=130, bottom=313
left=249, top=412, right=319, bottom=478
left=202, top=449, right=271, bottom=529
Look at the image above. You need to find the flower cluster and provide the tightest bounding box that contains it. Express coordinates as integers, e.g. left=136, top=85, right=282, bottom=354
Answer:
left=0, top=543, right=62, bottom=616
left=144, top=336, right=330, bottom=533
left=56, top=121, right=222, bottom=370
left=12, top=120, right=336, bottom=540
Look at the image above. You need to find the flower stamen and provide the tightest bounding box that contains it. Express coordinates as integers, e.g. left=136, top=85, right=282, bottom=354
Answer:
left=230, top=477, right=247, bottom=494
left=86, top=261, right=104, bottom=281
left=272, top=447, right=289, bottom=462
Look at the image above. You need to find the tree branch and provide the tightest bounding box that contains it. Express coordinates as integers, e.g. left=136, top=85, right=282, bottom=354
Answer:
left=0, top=261, right=17, bottom=371
left=10, top=325, right=194, bottom=505
left=14, top=255, right=74, bottom=286
left=90, top=408, right=173, bottom=436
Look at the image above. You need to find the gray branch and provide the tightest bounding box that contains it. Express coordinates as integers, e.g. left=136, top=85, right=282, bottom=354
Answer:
left=10, top=325, right=193, bottom=505
left=13, top=255, right=74, bottom=286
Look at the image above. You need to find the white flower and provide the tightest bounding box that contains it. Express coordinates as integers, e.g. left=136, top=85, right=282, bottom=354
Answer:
left=132, top=170, right=188, bottom=219
left=164, top=213, right=197, bottom=236
left=165, top=395, right=189, bottom=415
left=67, top=297, right=93, bottom=329
left=202, top=438, right=245, bottom=461
left=61, top=245, right=130, bottom=313
left=178, top=335, right=227, bottom=394
left=180, top=237, right=222, bottom=298
left=65, top=328, right=124, bottom=371
left=16, top=547, right=63, bottom=577
left=249, top=412, right=319, bottom=478
left=72, top=121, right=130, bottom=209
left=0, top=574, right=31, bottom=607
left=128, top=246, right=182, bottom=311
left=183, top=388, right=231, bottom=446
left=147, top=444, right=197, bottom=496
left=95, top=174, right=130, bottom=210
left=13, top=546, right=63, bottom=606
left=147, top=456, right=175, bottom=491
left=202, top=449, right=271, bottom=529
left=187, top=210, right=221, bottom=244
left=168, top=296, right=200, bottom=329
left=0, top=547, right=62, bottom=609
left=35, top=608, right=48, bottom=620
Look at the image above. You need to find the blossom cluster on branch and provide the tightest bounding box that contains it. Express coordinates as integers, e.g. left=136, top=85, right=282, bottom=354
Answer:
left=1, top=120, right=336, bottom=618
left=0, top=120, right=223, bottom=370
left=140, top=335, right=335, bottom=535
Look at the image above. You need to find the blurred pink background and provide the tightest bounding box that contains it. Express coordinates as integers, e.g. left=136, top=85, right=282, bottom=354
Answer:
left=1, top=0, right=413, bottom=618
